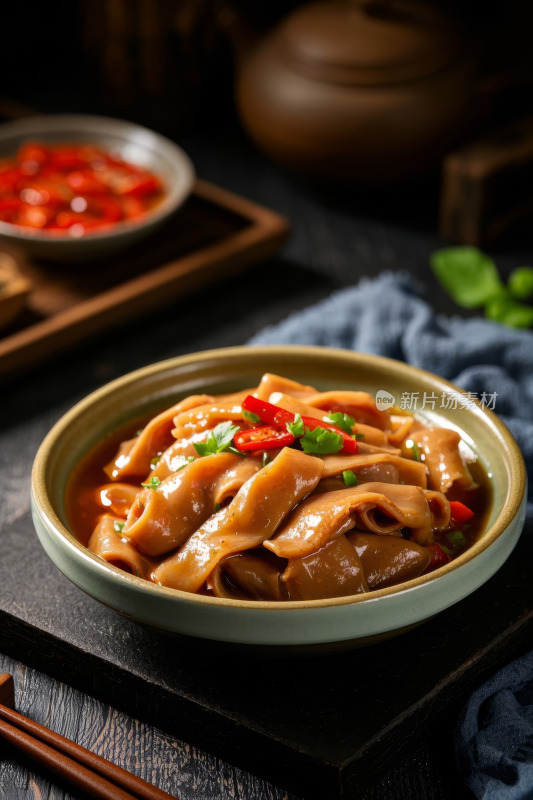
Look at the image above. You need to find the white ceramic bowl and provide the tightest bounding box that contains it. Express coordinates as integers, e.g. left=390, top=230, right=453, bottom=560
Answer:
left=0, top=115, right=195, bottom=261
left=31, top=346, right=527, bottom=654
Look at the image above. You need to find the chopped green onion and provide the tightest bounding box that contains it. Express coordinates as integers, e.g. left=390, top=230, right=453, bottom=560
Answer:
left=215, top=502, right=221, bottom=512
left=440, top=544, right=453, bottom=556
left=262, top=453, right=271, bottom=468
left=176, top=456, right=195, bottom=472
left=243, top=409, right=261, bottom=425
left=446, top=530, right=467, bottom=549
left=343, top=470, right=359, bottom=487
left=141, top=476, right=161, bottom=490
left=412, top=441, right=420, bottom=461
left=150, top=456, right=161, bottom=467
left=301, top=426, right=344, bottom=454
left=113, top=521, right=125, bottom=533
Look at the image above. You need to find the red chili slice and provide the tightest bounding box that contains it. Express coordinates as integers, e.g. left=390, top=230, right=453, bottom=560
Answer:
left=424, top=543, right=451, bottom=573
left=449, top=501, right=475, bottom=525
left=242, top=396, right=294, bottom=427
left=241, top=396, right=358, bottom=453
left=234, top=425, right=295, bottom=452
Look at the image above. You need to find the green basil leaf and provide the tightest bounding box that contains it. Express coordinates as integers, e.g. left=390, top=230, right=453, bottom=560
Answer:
left=324, top=412, right=355, bottom=435
left=508, top=266, right=533, bottom=300
left=485, top=293, right=533, bottom=329
left=301, top=426, right=343, bottom=454
left=431, top=247, right=503, bottom=308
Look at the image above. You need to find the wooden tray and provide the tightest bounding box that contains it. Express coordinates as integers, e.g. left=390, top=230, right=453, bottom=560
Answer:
left=0, top=178, right=289, bottom=381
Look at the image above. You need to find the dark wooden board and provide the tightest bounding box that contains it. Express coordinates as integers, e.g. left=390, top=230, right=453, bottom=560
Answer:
left=0, top=510, right=530, bottom=799
left=0, top=178, right=289, bottom=381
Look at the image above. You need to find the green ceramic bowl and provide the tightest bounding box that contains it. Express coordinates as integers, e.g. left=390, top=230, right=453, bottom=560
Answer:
left=31, top=346, right=527, bottom=654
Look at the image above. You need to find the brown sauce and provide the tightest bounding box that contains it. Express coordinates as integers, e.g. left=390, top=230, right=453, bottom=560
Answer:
left=65, top=401, right=493, bottom=598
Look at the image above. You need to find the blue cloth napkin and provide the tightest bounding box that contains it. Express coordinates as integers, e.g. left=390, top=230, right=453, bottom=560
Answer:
left=249, top=272, right=533, bottom=520
left=455, top=650, right=533, bottom=799
left=250, top=271, right=533, bottom=798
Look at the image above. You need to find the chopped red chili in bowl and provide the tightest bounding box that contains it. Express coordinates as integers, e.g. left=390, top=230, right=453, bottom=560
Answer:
left=0, top=142, right=164, bottom=236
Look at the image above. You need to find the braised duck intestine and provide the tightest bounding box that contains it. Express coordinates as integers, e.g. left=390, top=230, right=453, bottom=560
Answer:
left=66, top=372, right=489, bottom=603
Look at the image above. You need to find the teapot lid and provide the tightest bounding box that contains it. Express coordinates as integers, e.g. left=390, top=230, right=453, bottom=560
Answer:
left=279, top=0, right=465, bottom=86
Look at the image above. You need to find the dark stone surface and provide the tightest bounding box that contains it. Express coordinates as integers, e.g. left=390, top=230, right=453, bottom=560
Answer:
left=1, top=133, right=532, bottom=799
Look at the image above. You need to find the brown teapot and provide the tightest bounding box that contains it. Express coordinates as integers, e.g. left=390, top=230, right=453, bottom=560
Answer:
left=224, top=0, right=488, bottom=185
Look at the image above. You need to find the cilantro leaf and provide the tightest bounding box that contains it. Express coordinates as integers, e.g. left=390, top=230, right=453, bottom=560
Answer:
left=431, top=247, right=503, bottom=308
left=194, top=421, right=241, bottom=457
left=287, top=412, right=304, bottom=438
left=508, top=267, right=533, bottom=300
left=485, top=293, right=533, bottom=329
left=301, top=425, right=343, bottom=454
left=141, top=476, right=161, bottom=490
left=114, top=521, right=125, bottom=533
left=324, top=412, right=355, bottom=435
left=343, top=470, right=358, bottom=487
left=243, top=409, right=261, bottom=425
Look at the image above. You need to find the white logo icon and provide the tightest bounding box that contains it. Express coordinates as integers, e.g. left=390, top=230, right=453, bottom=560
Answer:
left=375, top=390, right=396, bottom=412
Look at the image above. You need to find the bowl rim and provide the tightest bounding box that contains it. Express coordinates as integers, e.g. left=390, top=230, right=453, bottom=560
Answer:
left=0, top=113, right=195, bottom=243
left=31, top=344, right=527, bottom=611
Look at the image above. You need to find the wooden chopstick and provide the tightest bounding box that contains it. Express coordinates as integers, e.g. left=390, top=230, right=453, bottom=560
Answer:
left=0, top=674, right=178, bottom=800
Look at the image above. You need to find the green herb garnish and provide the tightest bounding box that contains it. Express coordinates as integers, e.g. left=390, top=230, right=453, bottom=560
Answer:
left=150, top=456, right=161, bottom=467
left=412, top=441, right=420, bottom=461
left=194, top=421, right=241, bottom=457
left=343, top=470, right=359, bottom=487
left=431, top=247, right=503, bottom=309
left=508, top=267, right=533, bottom=300
left=176, top=456, right=195, bottom=471
left=141, top=476, right=161, bottom=490
left=262, top=452, right=271, bottom=468
left=113, top=521, right=125, bottom=533
left=485, top=294, right=533, bottom=329
left=287, top=412, right=305, bottom=438
left=215, top=502, right=221, bottom=512
left=355, top=433, right=365, bottom=440
left=446, top=531, right=467, bottom=550
left=431, top=247, right=533, bottom=329
left=324, top=412, right=355, bottom=435
left=301, top=426, right=343, bottom=455
left=242, top=409, right=261, bottom=425
left=440, top=544, right=453, bottom=556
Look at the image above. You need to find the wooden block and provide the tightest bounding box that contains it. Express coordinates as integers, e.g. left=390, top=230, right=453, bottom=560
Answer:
left=0, top=510, right=532, bottom=799
left=440, top=117, right=533, bottom=245
left=0, top=673, right=15, bottom=710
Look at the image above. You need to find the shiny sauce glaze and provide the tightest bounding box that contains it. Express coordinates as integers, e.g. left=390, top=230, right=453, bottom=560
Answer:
left=65, top=376, right=493, bottom=602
